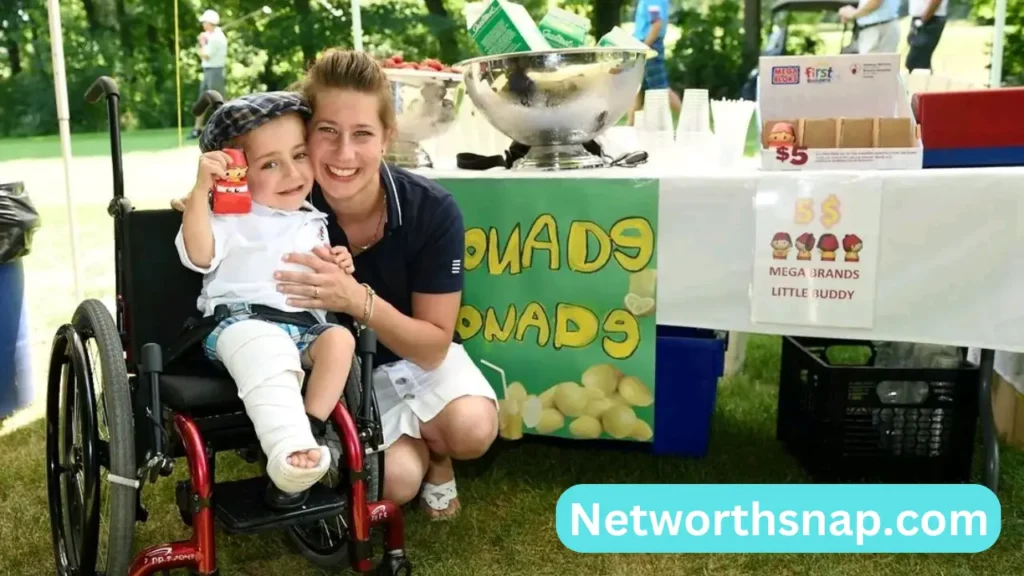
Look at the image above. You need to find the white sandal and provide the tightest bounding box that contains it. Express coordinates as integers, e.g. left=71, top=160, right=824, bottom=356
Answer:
left=420, top=479, right=461, bottom=520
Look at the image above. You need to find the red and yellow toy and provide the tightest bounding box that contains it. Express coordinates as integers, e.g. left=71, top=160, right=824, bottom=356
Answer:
left=843, top=234, right=863, bottom=262
left=212, top=148, right=251, bottom=215
left=818, top=233, right=839, bottom=262
left=771, top=232, right=792, bottom=260
left=767, top=122, right=796, bottom=148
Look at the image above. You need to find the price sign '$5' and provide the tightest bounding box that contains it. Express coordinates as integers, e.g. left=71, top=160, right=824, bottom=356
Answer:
left=776, top=145, right=809, bottom=166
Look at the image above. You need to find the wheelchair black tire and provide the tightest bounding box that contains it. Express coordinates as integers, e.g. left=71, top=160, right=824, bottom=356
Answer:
left=285, top=357, right=385, bottom=570
left=63, top=299, right=136, bottom=575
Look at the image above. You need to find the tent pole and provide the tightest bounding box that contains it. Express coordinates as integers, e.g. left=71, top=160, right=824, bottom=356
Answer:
left=45, top=0, right=83, bottom=303
left=989, top=0, right=1007, bottom=88
left=175, top=0, right=183, bottom=146
left=351, top=0, right=363, bottom=51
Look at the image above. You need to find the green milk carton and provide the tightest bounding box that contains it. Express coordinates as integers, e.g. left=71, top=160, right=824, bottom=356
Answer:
left=537, top=7, right=590, bottom=49
left=598, top=26, right=658, bottom=58
left=469, top=0, right=551, bottom=56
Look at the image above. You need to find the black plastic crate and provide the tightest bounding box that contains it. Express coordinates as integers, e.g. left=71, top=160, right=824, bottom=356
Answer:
left=777, top=337, right=980, bottom=483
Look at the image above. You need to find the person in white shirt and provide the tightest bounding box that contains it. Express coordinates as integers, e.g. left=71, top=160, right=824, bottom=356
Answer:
left=191, top=9, right=229, bottom=139
left=176, top=92, right=358, bottom=510
left=906, top=0, right=949, bottom=71
left=839, top=0, right=902, bottom=54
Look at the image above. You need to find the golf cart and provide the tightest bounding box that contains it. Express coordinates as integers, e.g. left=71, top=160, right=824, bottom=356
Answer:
left=741, top=0, right=859, bottom=101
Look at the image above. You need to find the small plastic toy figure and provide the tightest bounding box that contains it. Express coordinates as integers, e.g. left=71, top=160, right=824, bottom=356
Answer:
left=767, top=122, right=796, bottom=148
left=211, top=148, right=252, bottom=215
left=771, top=232, right=792, bottom=260
left=818, top=233, right=840, bottom=262
left=843, top=234, right=863, bottom=262
left=795, top=232, right=815, bottom=261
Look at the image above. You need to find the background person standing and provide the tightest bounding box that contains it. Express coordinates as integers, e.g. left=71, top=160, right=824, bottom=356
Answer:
left=627, top=0, right=681, bottom=126
left=906, top=0, right=949, bottom=71
left=190, top=9, right=229, bottom=139
left=838, top=0, right=901, bottom=54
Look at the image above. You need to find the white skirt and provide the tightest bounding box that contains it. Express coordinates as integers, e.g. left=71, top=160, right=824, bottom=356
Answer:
left=370, top=343, right=497, bottom=450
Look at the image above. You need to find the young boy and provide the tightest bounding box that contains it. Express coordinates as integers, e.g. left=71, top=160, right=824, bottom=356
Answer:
left=175, top=91, right=356, bottom=509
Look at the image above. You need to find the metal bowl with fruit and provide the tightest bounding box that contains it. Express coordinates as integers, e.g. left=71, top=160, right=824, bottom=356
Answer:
left=456, top=47, right=649, bottom=170
left=379, top=56, right=464, bottom=169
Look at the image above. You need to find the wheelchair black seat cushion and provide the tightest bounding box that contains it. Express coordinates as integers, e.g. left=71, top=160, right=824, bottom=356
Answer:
left=160, top=373, right=244, bottom=413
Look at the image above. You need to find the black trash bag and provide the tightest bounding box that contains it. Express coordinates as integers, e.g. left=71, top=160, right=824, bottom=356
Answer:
left=0, top=181, right=41, bottom=264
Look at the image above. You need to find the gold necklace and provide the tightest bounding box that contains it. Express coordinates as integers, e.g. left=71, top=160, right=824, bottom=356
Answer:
left=355, top=195, right=387, bottom=252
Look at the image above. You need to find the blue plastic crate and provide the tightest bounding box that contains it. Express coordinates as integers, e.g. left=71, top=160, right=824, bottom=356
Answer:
left=652, top=325, right=725, bottom=458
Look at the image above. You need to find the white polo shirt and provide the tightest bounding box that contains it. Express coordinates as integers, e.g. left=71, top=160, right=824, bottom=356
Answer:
left=909, top=0, right=948, bottom=17
left=175, top=201, right=331, bottom=322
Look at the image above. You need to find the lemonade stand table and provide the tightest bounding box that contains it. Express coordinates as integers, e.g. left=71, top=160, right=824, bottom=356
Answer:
left=419, top=165, right=1024, bottom=488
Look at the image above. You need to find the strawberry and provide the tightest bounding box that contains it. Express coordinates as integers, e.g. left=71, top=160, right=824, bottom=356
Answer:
left=392, top=54, right=404, bottom=64
left=421, top=58, right=443, bottom=71
left=417, top=64, right=435, bottom=71
left=398, top=62, right=418, bottom=69
left=381, top=57, right=397, bottom=68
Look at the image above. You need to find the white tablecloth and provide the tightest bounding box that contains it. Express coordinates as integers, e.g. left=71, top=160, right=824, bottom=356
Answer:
left=423, top=166, right=1024, bottom=354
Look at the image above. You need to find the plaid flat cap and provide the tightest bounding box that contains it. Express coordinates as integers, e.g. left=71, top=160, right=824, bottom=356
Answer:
left=199, top=91, right=312, bottom=153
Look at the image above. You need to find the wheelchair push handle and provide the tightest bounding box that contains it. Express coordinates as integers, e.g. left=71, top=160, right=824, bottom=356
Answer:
left=85, top=76, right=120, bottom=104
left=85, top=75, right=125, bottom=202
left=193, top=90, right=225, bottom=118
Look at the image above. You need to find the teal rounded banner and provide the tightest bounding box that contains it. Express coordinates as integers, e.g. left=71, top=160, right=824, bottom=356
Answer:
left=556, top=484, right=1000, bottom=553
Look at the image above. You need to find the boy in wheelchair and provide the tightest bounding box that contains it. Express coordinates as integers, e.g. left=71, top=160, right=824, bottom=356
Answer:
left=176, top=91, right=358, bottom=510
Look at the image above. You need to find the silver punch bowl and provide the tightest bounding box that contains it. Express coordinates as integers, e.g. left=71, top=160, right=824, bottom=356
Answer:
left=384, top=68, right=464, bottom=169
left=456, top=47, right=649, bottom=171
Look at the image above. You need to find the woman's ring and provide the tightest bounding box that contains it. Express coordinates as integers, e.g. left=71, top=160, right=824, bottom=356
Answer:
left=314, top=286, right=320, bottom=298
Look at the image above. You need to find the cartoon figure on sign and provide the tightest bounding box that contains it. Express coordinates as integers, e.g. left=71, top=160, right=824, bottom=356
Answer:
left=795, top=232, right=815, bottom=261
left=771, top=232, right=792, bottom=260
left=211, top=148, right=252, bottom=215
left=818, top=233, right=840, bottom=261
left=767, top=122, right=796, bottom=148
left=843, top=234, right=863, bottom=262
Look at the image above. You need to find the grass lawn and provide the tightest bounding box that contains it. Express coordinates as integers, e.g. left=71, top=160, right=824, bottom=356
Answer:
left=2, top=192, right=1024, bottom=574
left=0, top=127, right=187, bottom=162
left=2, top=335, right=1023, bottom=575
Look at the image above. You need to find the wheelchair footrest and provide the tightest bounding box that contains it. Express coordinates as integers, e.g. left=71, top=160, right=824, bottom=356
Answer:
left=214, top=476, right=346, bottom=535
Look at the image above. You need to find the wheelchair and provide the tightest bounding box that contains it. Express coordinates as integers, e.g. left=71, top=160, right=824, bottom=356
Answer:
left=44, top=76, right=411, bottom=576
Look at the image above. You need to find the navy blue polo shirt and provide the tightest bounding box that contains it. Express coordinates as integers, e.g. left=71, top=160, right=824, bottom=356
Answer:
left=310, top=164, right=464, bottom=368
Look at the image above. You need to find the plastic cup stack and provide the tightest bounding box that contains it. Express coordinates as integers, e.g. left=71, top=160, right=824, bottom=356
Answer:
left=640, top=89, right=675, bottom=168
left=677, top=88, right=710, bottom=134
left=675, top=88, right=715, bottom=170
left=710, top=98, right=756, bottom=169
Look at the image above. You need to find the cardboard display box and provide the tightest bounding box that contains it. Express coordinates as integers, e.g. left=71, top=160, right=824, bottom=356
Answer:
left=992, top=374, right=1024, bottom=449
left=756, top=53, right=923, bottom=171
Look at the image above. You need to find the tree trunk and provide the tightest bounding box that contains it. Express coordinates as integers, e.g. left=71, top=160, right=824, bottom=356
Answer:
left=593, top=0, right=627, bottom=39
left=423, top=0, right=459, bottom=65
left=743, top=0, right=761, bottom=64
left=5, top=40, right=21, bottom=75
left=293, top=0, right=316, bottom=67
left=80, top=0, right=102, bottom=31
left=117, top=0, right=132, bottom=57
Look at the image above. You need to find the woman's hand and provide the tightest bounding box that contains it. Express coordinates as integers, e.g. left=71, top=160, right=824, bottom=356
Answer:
left=275, top=246, right=364, bottom=316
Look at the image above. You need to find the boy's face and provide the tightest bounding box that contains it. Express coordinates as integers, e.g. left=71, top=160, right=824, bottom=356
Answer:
left=239, top=113, right=313, bottom=211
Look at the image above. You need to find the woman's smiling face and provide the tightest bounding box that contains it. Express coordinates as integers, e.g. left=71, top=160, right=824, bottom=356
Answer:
left=307, top=88, right=390, bottom=202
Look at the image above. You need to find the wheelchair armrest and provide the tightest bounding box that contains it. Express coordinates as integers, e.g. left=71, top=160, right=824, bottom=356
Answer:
left=139, top=343, right=169, bottom=472
left=357, top=326, right=377, bottom=357
left=357, top=327, right=377, bottom=430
